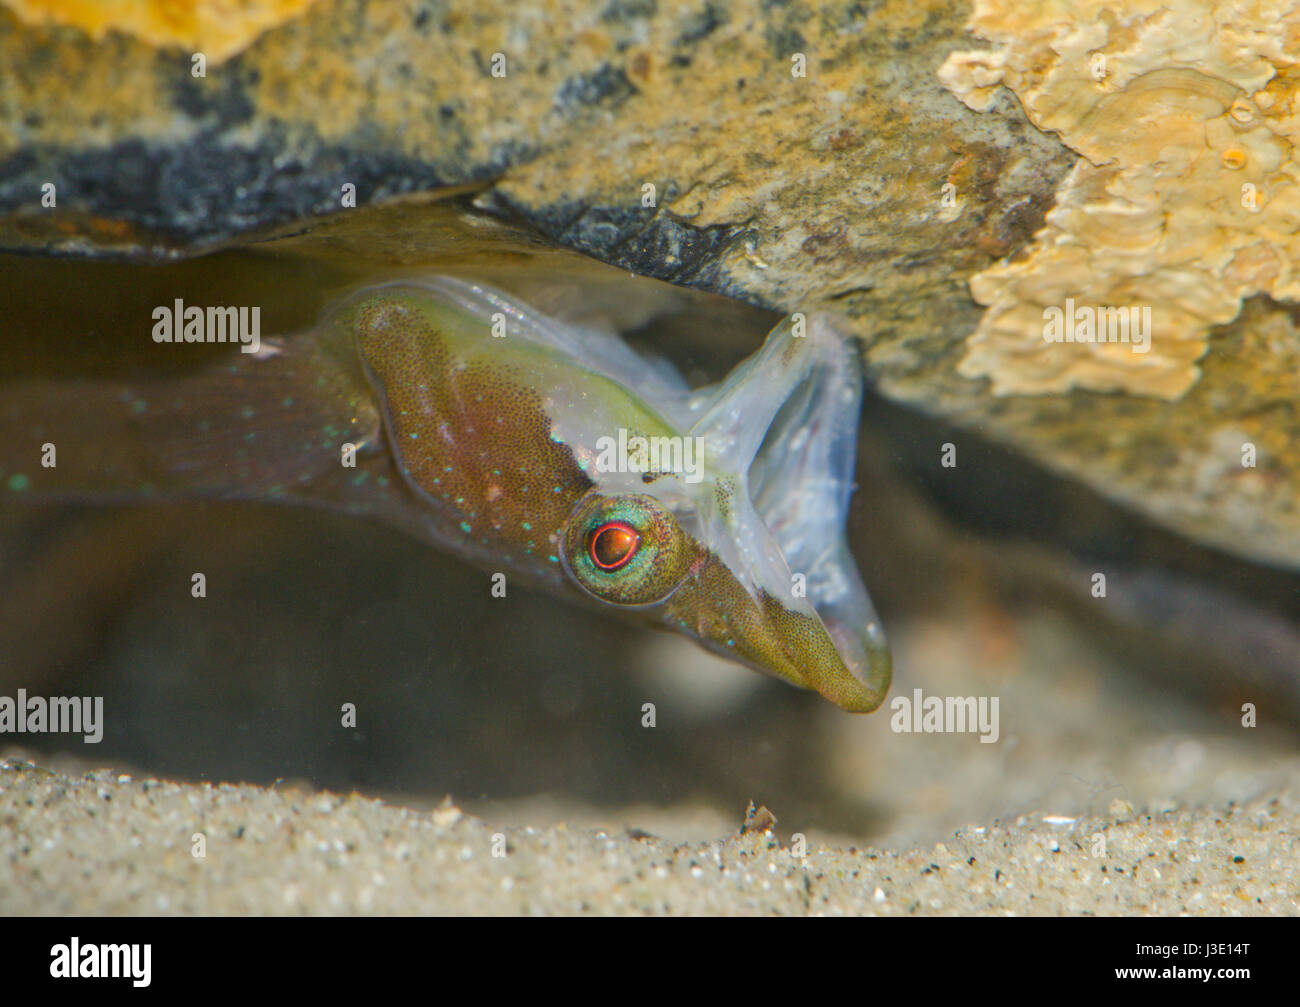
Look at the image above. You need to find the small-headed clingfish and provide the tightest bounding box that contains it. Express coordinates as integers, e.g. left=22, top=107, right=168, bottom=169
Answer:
left=1, top=277, right=890, bottom=711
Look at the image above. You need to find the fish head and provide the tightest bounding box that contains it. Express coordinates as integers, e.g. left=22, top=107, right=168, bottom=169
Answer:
left=550, top=309, right=891, bottom=712
left=337, top=278, right=891, bottom=712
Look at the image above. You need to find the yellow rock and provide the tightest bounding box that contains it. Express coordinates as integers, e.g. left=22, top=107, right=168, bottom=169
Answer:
left=940, top=0, right=1300, bottom=399
left=1, top=0, right=320, bottom=63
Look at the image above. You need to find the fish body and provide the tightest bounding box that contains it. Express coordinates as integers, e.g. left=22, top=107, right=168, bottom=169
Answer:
left=2, top=276, right=891, bottom=711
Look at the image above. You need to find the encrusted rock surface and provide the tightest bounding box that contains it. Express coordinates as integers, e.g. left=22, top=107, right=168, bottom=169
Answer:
left=2, top=0, right=1299, bottom=568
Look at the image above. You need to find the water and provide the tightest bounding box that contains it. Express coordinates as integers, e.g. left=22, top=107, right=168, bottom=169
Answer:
left=2, top=195, right=1298, bottom=845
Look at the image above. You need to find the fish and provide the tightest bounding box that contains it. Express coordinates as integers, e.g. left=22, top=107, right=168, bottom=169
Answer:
left=0, top=276, right=891, bottom=711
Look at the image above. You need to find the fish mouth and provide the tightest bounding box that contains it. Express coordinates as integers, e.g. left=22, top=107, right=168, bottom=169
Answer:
left=751, top=316, right=892, bottom=710
left=658, top=308, right=893, bottom=711
left=764, top=587, right=892, bottom=714
left=652, top=544, right=892, bottom=713
left=779, top=577, right=893, bottom=713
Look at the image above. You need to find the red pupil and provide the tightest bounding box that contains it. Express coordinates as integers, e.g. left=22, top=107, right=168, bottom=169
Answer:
left=590, top=522, right=640, bottom=571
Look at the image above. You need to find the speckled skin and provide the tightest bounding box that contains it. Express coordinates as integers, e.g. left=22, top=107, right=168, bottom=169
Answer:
left=349, top=290, right=594, bottom=581
left=339, top=282, right=889, bottom=711
left=0, top=276, right=889, bottom=712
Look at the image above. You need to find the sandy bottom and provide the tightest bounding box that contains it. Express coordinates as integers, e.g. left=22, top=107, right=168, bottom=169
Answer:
left=1, top=756, right=1295, bottom=915
left=4, top=514, right=1299, bottom=915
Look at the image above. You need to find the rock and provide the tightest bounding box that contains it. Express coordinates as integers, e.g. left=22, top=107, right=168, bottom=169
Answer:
left=1, top=0, right=1298, bottom=569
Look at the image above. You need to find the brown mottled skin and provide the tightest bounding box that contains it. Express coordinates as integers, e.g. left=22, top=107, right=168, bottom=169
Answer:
left=0, top=282, right=889, bottom=712
left=345, top=290, right=886, bottom=710
left=349, top=293, right=594, bottom=584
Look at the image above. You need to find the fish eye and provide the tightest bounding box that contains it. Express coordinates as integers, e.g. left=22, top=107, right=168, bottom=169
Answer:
left=588, top=521, right=640, bottom=572
left=561, top=493, right=694, bottom=606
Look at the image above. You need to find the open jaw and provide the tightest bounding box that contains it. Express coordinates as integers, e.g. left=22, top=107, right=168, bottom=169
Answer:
left=572, top=306, right=893, bottom=712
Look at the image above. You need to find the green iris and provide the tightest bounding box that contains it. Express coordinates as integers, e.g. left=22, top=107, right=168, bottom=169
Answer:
left=561, top=493, right=694, bottom=606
